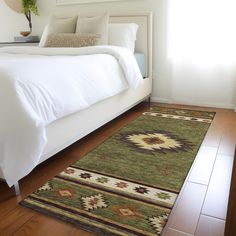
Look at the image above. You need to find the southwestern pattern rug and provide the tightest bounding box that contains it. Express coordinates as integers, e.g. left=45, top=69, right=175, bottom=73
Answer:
left=20, top=106, right=215, bottom=236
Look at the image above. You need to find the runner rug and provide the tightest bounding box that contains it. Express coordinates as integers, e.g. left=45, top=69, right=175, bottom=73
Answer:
left=20, top=106, right=215, bottom=236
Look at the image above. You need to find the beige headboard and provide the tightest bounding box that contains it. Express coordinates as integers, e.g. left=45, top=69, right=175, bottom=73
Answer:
left=110, top=12, right=153, bottom=78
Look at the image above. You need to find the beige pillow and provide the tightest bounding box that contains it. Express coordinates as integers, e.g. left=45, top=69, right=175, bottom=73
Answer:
left=76, top=13, right=109, bottom=45
left=44, top=33, right=101, bottom=48
left=39, top=16, right=77, bottom=47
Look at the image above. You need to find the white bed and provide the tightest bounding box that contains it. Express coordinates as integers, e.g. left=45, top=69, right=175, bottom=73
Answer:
left=0, top=12, right=153, bottom=194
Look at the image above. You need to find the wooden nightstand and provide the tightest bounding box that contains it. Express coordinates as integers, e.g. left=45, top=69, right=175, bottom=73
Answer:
left=0, top=41, right=39, bottom=47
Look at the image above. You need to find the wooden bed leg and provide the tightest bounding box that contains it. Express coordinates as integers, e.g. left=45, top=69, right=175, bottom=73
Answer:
left=148, top=96, right=151, bottom=106
left=14, top=182, right=21, bottom=196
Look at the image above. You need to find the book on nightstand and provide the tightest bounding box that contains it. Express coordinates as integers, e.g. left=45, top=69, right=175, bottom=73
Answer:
left=14, top=36, right=40, bottom=43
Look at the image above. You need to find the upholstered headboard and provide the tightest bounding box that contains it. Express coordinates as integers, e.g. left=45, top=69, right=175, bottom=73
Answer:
left=110, top=12, right=153, bottom=78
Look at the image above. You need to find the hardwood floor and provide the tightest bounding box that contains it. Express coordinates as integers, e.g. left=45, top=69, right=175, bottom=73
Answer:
left=225, top=148, right=236, bottom=236
left=0, top=102, right=235, bottom=236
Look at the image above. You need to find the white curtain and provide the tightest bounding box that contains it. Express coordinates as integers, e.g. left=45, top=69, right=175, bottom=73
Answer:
left=167, top=0, right=236, bottom=109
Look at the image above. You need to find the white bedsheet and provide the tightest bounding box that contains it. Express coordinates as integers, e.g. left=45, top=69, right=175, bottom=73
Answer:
left=0, top=46, right=143, bottom=186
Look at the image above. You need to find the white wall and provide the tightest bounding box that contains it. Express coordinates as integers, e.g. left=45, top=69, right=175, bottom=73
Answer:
left=0, top=0, right=235, bottom=109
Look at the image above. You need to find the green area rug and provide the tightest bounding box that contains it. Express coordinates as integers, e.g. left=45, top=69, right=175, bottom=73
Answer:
left=20, top=106, right=215, bottom=236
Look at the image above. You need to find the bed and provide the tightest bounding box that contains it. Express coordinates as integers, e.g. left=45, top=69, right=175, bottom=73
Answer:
left=0, top=12, right=153, bottom=194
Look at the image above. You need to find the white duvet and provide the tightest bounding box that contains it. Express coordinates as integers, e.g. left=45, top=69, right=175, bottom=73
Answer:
left=0, top=45, right=143, bottom=186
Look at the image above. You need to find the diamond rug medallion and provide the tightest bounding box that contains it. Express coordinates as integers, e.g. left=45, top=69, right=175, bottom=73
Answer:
left=20, top=106, right=215, bottom=236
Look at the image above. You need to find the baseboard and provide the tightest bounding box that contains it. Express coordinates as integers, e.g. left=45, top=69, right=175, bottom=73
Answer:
left=151, top=97, right=170, bottom=104
left=151, top=96, right=235, bottom=110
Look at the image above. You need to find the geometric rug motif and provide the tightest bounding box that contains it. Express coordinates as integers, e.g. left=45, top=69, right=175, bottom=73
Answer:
left=148, top=214, right=169, bottom=235
left=20, top=106, right=215, bottom=236
left=60, top=167, right=178, bottom=208
left=143, top=112, right=213, bottom=123
left=121, top=130, right=193, bottom=154
left=81, top=193, right=108, bottom=211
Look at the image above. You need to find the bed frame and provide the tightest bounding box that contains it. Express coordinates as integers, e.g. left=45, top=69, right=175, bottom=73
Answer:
left=1, top=12, right=153, bottom=195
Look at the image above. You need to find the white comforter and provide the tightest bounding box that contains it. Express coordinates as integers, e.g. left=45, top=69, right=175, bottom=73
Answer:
left=0, top=46, right=143, bottom=186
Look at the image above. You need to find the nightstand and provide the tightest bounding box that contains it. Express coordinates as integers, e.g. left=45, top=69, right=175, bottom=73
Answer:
left=0, top=41, right=39, bottom=47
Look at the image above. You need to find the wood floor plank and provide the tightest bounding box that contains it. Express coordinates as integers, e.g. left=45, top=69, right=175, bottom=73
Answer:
left=218, top=133, right=236, bottom=156
left=168, top=182, right=207, bottom=235
left=188, top=146, right=217, bottom=185
left=218, top=112, right=236, bottom=155
left=219, top=136, right=236, bottom=156
left=13, top=213, right=95, bottom=236
left=0, top=206, right=35, bottom=235
left=202, top=154, right=234, bottom=220
left=225, top=148, right=236, bottom=236
left=202, top=112, right=224, bottom=147
left=163, top=228, right=193, bottom=236
left=195, top=215, right=225, bottom=236
left=0, top=197, right=20, bottom=220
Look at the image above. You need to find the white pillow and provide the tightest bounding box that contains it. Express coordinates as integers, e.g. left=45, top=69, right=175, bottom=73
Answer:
left=39, top=16, right=77, bottom=47
left=76, top=13, right=109, bottom=45
left=108, top=23, right=139, bottom=53
left=39, top=25, right=49, bottom=47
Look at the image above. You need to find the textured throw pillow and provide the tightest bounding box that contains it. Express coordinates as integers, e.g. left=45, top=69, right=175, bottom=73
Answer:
left=44, top=33, right=101, bottom=48
left=39, top=16, right=77, bottom=47
left=76, top=13, right=109, bottom=45
left=108, top=23, right=139, bottom=53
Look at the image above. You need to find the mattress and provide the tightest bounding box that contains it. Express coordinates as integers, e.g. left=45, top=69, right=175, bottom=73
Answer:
left=134, top=53, right=146, bottom=78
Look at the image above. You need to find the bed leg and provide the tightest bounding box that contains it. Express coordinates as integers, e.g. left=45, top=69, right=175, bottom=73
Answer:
left=147, top=96, right=151, bottom=106
left=14, top=182, right=21, bottom=196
